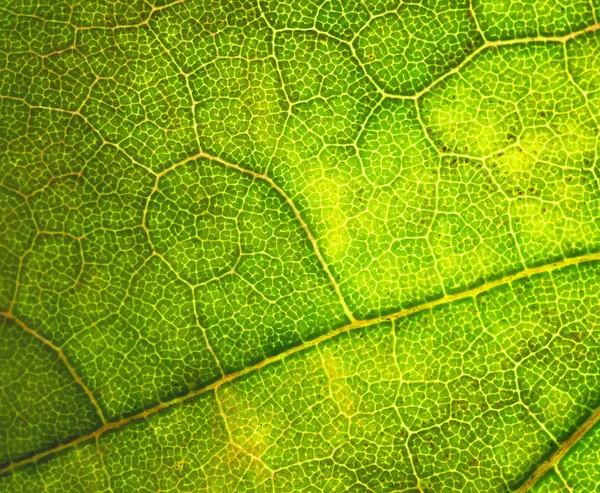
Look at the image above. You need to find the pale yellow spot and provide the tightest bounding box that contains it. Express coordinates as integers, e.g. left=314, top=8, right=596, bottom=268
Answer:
left=220, top=388, right=272, bottom=459
left=494, top=146, right=537, bottom=175
left=305, top=176, right=352, bottom=262
left=321, top=353, right=361, bottom=417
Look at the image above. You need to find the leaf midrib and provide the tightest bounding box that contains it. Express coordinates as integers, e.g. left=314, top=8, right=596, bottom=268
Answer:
left=2, top=251, right=599, bottom=488
left=514, top=404, right=600, bottom=492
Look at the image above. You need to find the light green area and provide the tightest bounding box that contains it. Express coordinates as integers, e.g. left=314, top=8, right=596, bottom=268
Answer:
left=567, top=29, right=600, bottom=139
left=421, top=40, right=600, bottom=267
left=474, top=0, right=595, bottom=40
left=355, top=0, right=484, bottom=95
left=259, top=0, right=395, bottom=40
left=1, top=0, right=600, bottom=491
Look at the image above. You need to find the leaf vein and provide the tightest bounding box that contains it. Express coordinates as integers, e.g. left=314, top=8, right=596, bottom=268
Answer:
left=2, top=251, right=599, bottom=478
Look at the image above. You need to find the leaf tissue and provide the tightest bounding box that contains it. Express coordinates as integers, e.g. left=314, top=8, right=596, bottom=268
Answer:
left=1, top=0, right=600, bottom=491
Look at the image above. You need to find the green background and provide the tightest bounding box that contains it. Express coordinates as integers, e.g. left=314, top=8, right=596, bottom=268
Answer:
left=1, top=0, right=600, bottom=491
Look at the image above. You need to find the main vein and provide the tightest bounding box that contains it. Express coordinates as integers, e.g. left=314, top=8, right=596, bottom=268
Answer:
left=514, top=404, right=600, bottom=493
left=1, top=251, right=600, bottom=478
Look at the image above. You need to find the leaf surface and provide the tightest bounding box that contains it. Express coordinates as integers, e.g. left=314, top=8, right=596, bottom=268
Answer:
left=1, top=0, right=600, bottom=491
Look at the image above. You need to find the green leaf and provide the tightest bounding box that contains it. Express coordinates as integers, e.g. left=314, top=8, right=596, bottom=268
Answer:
left=1, top=0, right=599, bottom=491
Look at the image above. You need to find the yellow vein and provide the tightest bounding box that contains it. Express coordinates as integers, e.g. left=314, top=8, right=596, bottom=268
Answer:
left=0, top=311, right=107, bottom=426
left=515, top=404, right=600, bottom=493
left=1, top=251, right=599, bottom=477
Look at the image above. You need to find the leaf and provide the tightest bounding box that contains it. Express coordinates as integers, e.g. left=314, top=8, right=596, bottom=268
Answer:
left=0, top=0, right=599, bottom=491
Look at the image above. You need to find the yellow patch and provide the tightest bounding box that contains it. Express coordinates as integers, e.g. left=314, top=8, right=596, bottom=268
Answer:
left=493, top=146, right=536, bottom=175
left=219, top=388, right=271, bottom=460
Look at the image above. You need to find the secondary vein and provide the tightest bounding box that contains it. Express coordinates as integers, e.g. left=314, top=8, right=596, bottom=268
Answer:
left=0, top=311, right=107, bottom=426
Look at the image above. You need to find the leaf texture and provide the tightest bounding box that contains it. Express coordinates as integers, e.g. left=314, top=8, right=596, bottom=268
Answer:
left=0, top=0, right=600, bottom=491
